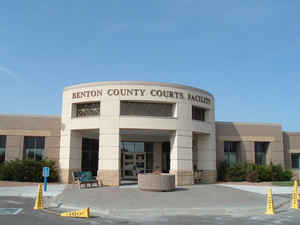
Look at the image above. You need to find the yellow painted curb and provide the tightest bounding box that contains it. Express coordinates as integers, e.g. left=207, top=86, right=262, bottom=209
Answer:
left=61, top=208, right=90, bottom=218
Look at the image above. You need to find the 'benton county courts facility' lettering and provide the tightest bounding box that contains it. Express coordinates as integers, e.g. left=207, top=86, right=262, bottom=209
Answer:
left=72, top=89, right=211, bottom=105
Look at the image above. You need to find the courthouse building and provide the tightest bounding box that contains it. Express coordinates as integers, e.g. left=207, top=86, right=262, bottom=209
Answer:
left=0, top=81, right=299, bottom=186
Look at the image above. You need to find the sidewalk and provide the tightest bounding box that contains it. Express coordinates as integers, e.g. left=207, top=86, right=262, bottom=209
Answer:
left=48, top=184, right=288, bottom=218
left=0, top=183, right=67, bottom=198
left=217, top=183, right=297, bottom=195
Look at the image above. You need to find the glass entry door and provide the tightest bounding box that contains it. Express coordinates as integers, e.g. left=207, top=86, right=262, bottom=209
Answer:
left=122, top=152, right=146, bottom=179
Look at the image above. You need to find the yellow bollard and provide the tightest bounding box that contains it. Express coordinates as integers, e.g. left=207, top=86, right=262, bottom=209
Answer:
left=265, top=188, right=275, bottom=215
left=294, top=180, right=300, bottom=200
left=291, top=180, right=299, bottom=210
left=61, top=208, right=90, bottom=218
left=33, top=184, right=44, bottom=210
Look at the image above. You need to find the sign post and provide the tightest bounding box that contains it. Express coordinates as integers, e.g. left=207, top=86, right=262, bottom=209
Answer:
left=42, top=167, right=50, bottom=192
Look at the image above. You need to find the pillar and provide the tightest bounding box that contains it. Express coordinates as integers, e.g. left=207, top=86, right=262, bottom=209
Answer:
left=97, top=99, right=120, bottom=186
left=170, top=130, right=193, bottom=186
left=59, top=130, right=82, bottom=184
left=197, top=134, right=217, bottom=183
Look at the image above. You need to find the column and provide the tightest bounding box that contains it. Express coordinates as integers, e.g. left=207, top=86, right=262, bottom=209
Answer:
left=197, top=133, right=217, bottom=183
left=59, top=130, right=82, bottom=183
left=97, top=99, right=120, bottom=186
left=170, top=130, right=193, bottom=186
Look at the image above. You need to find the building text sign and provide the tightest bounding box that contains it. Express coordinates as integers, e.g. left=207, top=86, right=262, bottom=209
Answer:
left=72, top=88, right=211, bottom=105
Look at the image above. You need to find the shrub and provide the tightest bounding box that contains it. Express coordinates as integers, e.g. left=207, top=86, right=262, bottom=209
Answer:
left=278, top=169, right=293, bottom=181
left=246, top=165, right=259, bottom=182
left=217, top=162, right=293, bottom=182
left=225, top=163, right=248, bottom=181
left=256, top=165, right=272, bottom=182
left=0, top=159, right=58, bottom=182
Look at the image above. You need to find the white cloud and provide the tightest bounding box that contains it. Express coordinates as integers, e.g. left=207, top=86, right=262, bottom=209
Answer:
left=0, top=65, right=19, bottom=81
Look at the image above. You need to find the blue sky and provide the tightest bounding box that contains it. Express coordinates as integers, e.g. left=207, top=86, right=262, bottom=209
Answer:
left=0, top=1, right=299, bottom=131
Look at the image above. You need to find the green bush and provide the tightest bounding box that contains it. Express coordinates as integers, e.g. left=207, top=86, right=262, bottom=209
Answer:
left=217, top=162, right=292, bottom=182
left=225, top=163, right=248, bottom=181
left=0, top=159, right=58, bottom=182
left=246, top=165, right=259, bottom=182
left=256, top=165, right=272, bottom=181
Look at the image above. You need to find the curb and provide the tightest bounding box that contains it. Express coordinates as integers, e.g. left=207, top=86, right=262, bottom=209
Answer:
left=52, top=203, right=267, bottom=219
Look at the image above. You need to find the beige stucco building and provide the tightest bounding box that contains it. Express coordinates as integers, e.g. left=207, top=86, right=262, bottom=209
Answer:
left=0, top=81, right=299, bottom=186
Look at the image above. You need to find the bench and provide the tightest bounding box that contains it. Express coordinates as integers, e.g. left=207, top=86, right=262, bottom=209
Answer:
left=193, top=170, right=202, bottom=184
left=72, top=171, right=100, bottom=189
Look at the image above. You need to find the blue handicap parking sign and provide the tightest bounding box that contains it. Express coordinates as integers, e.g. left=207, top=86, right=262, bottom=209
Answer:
left=43, top=167, right=50, bottom=177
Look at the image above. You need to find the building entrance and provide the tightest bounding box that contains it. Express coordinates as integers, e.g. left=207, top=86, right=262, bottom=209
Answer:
left=122, top=152, right=146, bottom=179
left=81, top=138, right=99, bottom=176
left=121, top=141, right=154, bottom=180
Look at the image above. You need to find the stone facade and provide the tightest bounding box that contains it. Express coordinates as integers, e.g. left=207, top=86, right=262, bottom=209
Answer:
left=60, top=81, right=216, bottom=186
left=0, top=115, right=60, bottom=165
left=216, top=122, right=285, bottom=168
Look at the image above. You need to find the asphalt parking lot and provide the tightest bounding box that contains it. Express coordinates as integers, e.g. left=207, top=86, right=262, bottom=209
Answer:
left=2, top=196, right=300, bottom=225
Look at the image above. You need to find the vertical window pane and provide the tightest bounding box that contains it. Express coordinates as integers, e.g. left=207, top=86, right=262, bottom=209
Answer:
left=192, top=106, right=206, bottom=121
left=122, top=142, right=135, bottom=152
left=24, top=137, right=45, bottom=160
left=0, top=136, right=6, bottom=163
left=135, top=143, right=144, bottom=153
left=224, top=142, right=238, bottom=167
left=292, top=154, right=300, bottom=169
left=255, top=142, right=268, bottom=165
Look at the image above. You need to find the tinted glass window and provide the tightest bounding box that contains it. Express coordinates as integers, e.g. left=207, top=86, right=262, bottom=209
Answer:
left=192, top=106, right=206, bottom=121
left=0, top=135, right=6, bottom=163
left=120, top=101, right=174, bottom=117
left=292, top=154, right=300, bottom=169
left=224, top=142, right=238, bottom=167
left=255, top=142, right=269, bottom=165
left=73, top=102, right=100, bottom=117
left=24, top=136, right=45, bottom=160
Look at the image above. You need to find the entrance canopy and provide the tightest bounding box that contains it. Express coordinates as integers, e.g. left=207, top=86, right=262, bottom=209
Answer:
left=120, top=129, right=174, bottom=142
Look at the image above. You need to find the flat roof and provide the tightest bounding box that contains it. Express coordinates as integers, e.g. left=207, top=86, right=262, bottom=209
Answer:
left=216, top=121, right=282, bottom=127
left=0, top=114, right=61, bottom=119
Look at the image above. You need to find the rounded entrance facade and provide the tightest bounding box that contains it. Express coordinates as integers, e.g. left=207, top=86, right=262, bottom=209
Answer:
left=59, top=81, right=216, bottom=186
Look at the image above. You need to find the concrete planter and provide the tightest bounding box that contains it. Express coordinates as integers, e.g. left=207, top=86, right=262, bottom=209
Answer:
left=138, top=173, right=176, bottom=192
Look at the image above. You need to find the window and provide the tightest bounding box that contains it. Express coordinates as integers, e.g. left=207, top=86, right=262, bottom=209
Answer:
left=0, top=135, right=6, bottom=163
left=255, top=142, right=269, bottom=165
left=23, top=136, right=45, bottom=160
left=120, top=101, right=174, bottom=117
left=192, top=106, right=206, bottom=121
left=224, top=142, right=238, bottom=167
left=73, top=102, right=100, bottom=117
left=292, top=154, right=300, bottom=169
